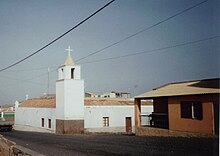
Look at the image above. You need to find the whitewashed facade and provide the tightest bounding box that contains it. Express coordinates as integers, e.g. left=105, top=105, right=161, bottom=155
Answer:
left=84, top=105, right=152, bottom=133
left=14, top=47, right=153, bottom=134
left=15, top=107, right=56, bottom=133
left=15, top=98, right=153, bottom=133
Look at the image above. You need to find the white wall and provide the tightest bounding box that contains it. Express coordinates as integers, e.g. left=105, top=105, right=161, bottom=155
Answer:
left=58, top=65, right=81, bottom=80
left=56, top=81, right=65, bottom=119
left=56, top=80, right=84, bottom=120
left=15, top=107, right=56, bottom=133
left=84, top=105, right=153, bottom=133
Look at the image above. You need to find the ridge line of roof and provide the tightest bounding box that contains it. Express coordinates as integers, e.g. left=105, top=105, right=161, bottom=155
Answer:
left=153, top=78, right=220, bottom=90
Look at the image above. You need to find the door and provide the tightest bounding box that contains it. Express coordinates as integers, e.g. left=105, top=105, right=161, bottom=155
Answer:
left=126, top=117, right=132, bottom=133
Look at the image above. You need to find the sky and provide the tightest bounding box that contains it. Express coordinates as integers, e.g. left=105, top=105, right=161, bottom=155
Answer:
left=0, top=0, right=219, bottom=104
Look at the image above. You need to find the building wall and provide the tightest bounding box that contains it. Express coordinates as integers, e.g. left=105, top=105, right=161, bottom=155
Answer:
left=56, top=119, right=84, bottom=134
left=56, top=79, right=84, bottom=120
left=56, top=81, right=64, bottom=119
left=58, top=65, right=81, bottom=80
left=15, top=107, right=56, bottom=133
left=84, top=105, right=153, bottom=133
left=0, top=112, right=14, bottom=121
left=168, top=95, right=217, bottom=134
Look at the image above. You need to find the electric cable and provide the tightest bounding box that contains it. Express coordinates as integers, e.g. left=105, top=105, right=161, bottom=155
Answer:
left=0, top=0, right=115, bottom=72
left=76, top=0, right=209, bottom=62
left=79, top=35, right=219, bottom=64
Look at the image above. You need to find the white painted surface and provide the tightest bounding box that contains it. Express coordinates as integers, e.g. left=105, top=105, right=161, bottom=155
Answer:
left=14, top=124, right=54, bottom=133
left=56, top=81, right=64, bottom=119
left=84, top=105, right=153, bottom=133
left=58, top=65, right=81, bottom=80
left=56, top=80, right=84, bottom=120
left=15, top=107, right=56, bottom=132
left=56, top=59, right=84, bottom=120
left=15, top=52, right=153, bottom=134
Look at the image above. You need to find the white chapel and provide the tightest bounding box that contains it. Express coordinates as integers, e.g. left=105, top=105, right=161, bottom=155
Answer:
left=56, top=46, right=84, bottom=134
left=14, top=46, right=153, bottom=134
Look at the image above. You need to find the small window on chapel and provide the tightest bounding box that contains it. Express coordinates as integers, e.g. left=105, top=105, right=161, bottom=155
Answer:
left=103, top=117, right=109, bottom=127
left=71, top=68, right=75, bottom=79
left=41, top=118, right=44, bottom=127
left=48, top=119, right=51, bottom=128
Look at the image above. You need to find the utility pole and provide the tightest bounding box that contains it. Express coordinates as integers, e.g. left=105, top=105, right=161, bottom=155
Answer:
left=47, top=67, right=50, bottom=96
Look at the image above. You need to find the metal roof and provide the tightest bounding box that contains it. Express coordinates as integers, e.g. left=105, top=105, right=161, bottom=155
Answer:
left=135, top=78, right=220, bottom=99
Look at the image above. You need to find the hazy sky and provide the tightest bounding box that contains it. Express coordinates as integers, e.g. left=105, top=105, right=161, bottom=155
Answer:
left=0, top=0, right=219, bottom=104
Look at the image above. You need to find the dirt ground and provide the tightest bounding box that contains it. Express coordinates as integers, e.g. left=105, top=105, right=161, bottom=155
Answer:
left=0, top=131, right=219, bottom=156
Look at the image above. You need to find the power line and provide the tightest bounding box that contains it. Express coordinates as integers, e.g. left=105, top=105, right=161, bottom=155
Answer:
left=2, top=66, right=58, bottom=72
left=0, top=69, right=57, bottom=88
left=0, top=35, right=217, bottom=99
left=79, top=35, right=219, bottom=64
left=76, top=0, right=209, bottom=62
left=0, top=0, right=115, bottom=72
left=2, top=35, right=217, bottom=84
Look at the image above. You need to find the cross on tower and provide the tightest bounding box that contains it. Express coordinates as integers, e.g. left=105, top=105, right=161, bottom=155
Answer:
left=65, top=46, right=73, bottom=56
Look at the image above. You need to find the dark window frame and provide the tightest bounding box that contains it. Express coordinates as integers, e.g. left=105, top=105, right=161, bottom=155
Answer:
left=71, top=68, right=75, bottom=79
left=103, top=117, right=109, bottom=127
left=180, top=101, right=203, bottom=120
left=48, top=119, right=51, bottom=128
left=41, top=118, right=44, bottom=127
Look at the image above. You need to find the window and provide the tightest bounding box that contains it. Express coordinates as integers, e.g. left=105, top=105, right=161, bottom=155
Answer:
left=41, top=118, right=44, bottom=127
left=71, top=68, right=75, bottom=79
left=48, top=119, right=51, bottom=128
left=103, top=117, right=109, bottom=127
left=180, top=101, right=203, bottom=120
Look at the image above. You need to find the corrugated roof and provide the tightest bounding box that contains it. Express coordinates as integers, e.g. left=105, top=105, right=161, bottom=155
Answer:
left=135, top=78, right=220, bottom=99
left=19, top=97, right=152, bottom=108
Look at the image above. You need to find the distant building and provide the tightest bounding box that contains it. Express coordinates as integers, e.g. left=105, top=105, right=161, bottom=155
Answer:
left=135, top=78, right=219, bottom=136
left=100, top=91, right=131, bottom=98
left=0, top=104, right=15, bottom=122
left=85, top=92, right=98, bottom=98
left=0, top=104, right=15, bottom=112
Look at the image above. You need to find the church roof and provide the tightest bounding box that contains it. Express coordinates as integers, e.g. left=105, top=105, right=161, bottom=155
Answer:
left=84, top=98, right=152, bottom=106
left=19, top=98, right=56, bottom=108
left=18, top=97, right=152, bottom=108
left=64, top=46, right=74, bottom=65
left=64, top=53, right=74, bottom=65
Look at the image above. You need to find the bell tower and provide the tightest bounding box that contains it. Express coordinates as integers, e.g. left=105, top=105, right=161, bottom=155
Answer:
left=56, top=46, right=84, bottom=134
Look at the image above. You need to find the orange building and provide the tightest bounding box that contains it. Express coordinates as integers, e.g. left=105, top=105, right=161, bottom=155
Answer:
left=135, top=78, right=219, bottom=136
